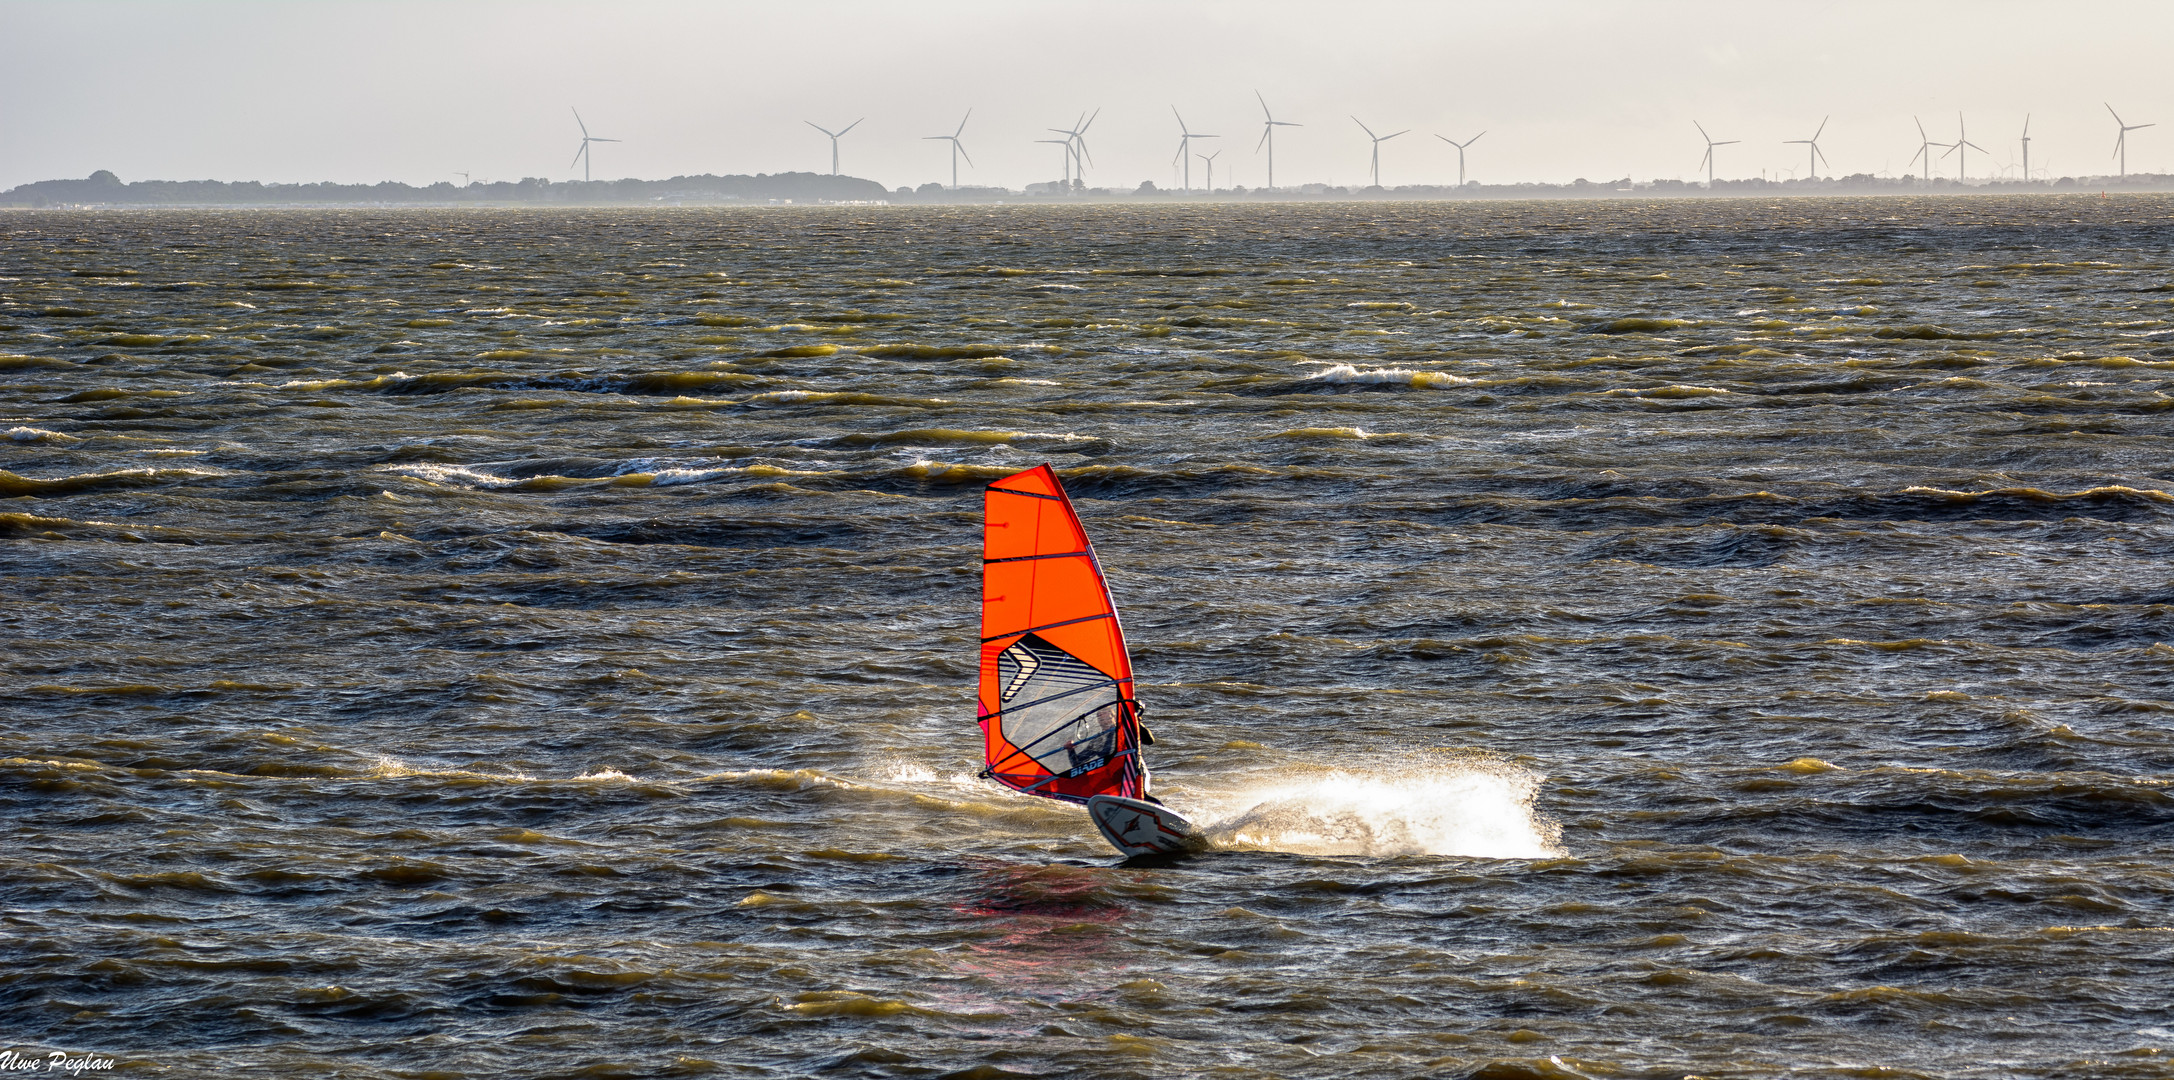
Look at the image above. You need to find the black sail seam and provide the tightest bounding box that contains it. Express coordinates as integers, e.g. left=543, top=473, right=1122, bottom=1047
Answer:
left=982, top=613, right=1112, bottom=642
left=984, top=550, right=1090, bottom=564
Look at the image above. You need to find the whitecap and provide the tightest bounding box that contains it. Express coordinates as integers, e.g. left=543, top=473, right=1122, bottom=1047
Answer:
left=7, top=426, right=75, bottom=442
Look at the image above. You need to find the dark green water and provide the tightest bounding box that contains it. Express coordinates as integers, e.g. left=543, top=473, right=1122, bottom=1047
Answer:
left=4, top=199, right=2173, bottom=1078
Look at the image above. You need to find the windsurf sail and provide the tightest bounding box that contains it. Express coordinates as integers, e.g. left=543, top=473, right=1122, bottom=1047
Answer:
left=978, top=464, right=1147, bottom=804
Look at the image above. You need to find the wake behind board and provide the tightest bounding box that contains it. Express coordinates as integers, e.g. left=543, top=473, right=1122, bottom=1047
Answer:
left=1088, top=795, right=1199, bottom=857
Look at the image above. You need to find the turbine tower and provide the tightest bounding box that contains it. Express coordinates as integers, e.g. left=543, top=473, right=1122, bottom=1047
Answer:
left=803, top=118, right=863, bottom=177
left=1941, top=113, right=1986, bottom=181
left=2020, top=114, right=2033, bottom=181
left=1434, top=131, right=1485, bottom=188
left=569, top=109, right=620, bottom=183
left=1254, top=91, right=1301, bottom=191
left=2108, top=103, right=2154, bottom=178
left=1784, top=116, right=1830, bottom=181
left=1694, top=121, right=1737, bottom=187
left=1351, top=116, right=1408, bottom=188
left=1172, top=108, right=1218, bottom=193
left=1199, top=150, right=1221, bottom=194
left=923, top=110, right=973, bottom=190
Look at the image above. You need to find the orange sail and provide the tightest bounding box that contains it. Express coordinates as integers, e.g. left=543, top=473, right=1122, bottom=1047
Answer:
left=978, top=464, right=1147, bottom=804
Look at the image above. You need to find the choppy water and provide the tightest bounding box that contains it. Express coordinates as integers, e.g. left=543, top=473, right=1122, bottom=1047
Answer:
left=5, top=199, right=2174, bottom=1078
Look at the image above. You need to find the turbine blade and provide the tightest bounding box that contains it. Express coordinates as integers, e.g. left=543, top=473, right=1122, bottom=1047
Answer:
left=1081, top=107, right=1099, bottom=134
left=1813, top=115, right=1828, bottom=140
left=1695, top=119, right=1710, bottom=141
left=1172, top=106, right=1187, bottom=132
left=956, top=109, right=972, bottom=137
left=957, top=144, right=973, bottom=167
left=571, top=145, right=586, bottom=169
left=573, top=108, right=588, bottom=138
left=1351, top=115, right=1374, bottom=138
left=1470, top=131, right=1485, bottom=145
left=2140, top=123, right=2158, bottom=131
left=1257, top=89, right=1271, bottom=119
left=1257, top=127, right=1271, bottom=152
left=1718, top=140, right=1739, bottom=146
left=1916, top=116, right=1927, bottom=139
left=1384, top=130, right=1409, bottom=140
left=805, top=121, right=831, bottom=136
left=2108, top=102, right=2124, bottom=125
left=839, top=118, right=862, bottom=136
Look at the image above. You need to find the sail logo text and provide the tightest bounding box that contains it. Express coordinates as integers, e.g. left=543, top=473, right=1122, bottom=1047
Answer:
left=0, top=1051, right=116, bottom=1075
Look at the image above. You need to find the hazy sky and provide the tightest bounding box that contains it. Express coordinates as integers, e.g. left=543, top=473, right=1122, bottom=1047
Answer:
left=5, top=0, right=2172, bottom=192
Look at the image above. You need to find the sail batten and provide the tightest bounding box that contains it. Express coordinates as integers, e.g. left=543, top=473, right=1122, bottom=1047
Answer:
left=977, top=464, right=1146, bottom=804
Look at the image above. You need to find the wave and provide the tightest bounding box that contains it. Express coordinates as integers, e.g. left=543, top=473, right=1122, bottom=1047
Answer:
left=1584, top=317, right=1694, bottom=334
left=1269, top=426, right=1376, bottom=440
left=1600, top=384, right=1732, bottom=398
left=856, top=343, right=1054, bottom=360
left=7, top=426, right=75, bottom=442
left=0, top=467, right=228, bottom=498
left=833, top=427, right=1095, bottom=447
left=375, top=457, right=832, bottom=491
left=1304, top=363, right=1472, bottom=387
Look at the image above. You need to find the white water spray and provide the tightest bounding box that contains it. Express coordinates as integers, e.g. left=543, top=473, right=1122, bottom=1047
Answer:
left=1182, top=758, right=1563, bottom=859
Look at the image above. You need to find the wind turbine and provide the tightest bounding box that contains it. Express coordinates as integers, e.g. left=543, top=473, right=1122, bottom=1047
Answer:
left=1172, top=108, right=1218, bottom=193
left=569, top=109, right=620, bottom=183
left=2108, top=103, right=2154, bottom=179
left=1784, top=116, right=1829, bottom=181
left=923, top=110, right=973, bottom=190
left=1049, top=108, right=1099, bottom=190
left=1941, top=113, right=1986, bottom=181
left=803, top=118, right=862, bottom=176
left=1906, top=117, right=1947, bottom=183
left=1351, top=117, right=1408, bottom=188
left=1254, top=91, right=1301, bottom=191
left=1694, top=120, right=1737, bottom=187
left=1199, top=150, right=1221, bottom=194
left=2020, top=114, right=2033, bottom=181
left=1434, top=131, right=1484, bottom=187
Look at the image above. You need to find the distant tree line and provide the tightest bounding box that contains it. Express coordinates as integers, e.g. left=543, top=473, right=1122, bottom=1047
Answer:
left=0, top=170, right=892, bottom=207
left=7, top=168, right=2173, bottom=207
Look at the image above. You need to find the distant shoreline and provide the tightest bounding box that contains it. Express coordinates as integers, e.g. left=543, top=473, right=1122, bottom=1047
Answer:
left=8, top=168, right=2174, bottom=208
